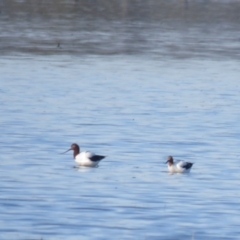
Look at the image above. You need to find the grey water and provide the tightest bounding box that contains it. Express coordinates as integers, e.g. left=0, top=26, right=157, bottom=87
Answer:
left=0, top=1, right=240, bottom=239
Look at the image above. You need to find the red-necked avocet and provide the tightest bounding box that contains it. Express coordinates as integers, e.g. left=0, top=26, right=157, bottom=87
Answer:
left=62, top=143, right=105, bottom=167
left=166, top=156, right=193, bottom=173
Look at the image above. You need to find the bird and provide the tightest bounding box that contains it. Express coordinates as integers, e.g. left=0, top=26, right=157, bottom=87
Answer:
left=166, top=156, right=193, bottom=173
left=62, top=143, right=105, bottom=167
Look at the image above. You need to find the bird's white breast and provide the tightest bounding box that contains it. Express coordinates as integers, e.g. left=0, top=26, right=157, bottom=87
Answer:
left=74, top=151, right=98, bottom=167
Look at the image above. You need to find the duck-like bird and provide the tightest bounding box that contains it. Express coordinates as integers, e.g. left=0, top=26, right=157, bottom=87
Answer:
left=166, top=156, right=193, bottom=173
left=62, top=143, right=105, bottom=167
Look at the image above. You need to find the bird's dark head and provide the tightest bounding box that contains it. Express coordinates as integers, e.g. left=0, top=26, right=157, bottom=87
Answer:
left=70, top=143, right=79, bottom=151
left=166, top=156, right=174, bottom=165
left=62, top=143, right=80, bottom=158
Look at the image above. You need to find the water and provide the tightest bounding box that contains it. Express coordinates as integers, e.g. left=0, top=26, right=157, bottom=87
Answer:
left=1, top=1, right=240, bottom=239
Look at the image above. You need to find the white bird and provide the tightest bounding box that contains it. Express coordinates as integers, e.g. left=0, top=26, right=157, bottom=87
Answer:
left=166, top=156, right=193, bottom=173
left=62, top=143, right=105, bottom=167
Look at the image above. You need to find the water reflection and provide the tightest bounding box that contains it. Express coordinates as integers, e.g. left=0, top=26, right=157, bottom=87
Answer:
left=75, top=166, right=99, bottom=173
left=0, top=0, right=239, bottom=59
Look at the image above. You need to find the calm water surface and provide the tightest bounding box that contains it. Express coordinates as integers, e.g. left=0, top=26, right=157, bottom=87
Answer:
left=0, top=1, right=240, bottom=240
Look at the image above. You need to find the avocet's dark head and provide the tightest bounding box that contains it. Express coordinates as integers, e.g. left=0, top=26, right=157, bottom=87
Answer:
left=166, top=156, right=174, bottom=165
left=62, top=143, right=80, bottom=158
left=70, top=143, right=79, bottom=152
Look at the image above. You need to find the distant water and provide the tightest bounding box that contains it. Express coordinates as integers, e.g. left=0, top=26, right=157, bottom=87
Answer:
left=0, top=1, right=240, bottom=240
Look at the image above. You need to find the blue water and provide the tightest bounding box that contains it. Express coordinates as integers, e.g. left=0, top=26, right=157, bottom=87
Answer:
left=1, top=55, right=240, bottom=240
left=1, top=1, right=240, bottom=239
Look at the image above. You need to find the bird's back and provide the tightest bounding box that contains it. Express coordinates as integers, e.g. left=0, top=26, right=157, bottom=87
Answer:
left=75, top=151, right=104, bottom=166
left=176, top=160, right=193, bottom=172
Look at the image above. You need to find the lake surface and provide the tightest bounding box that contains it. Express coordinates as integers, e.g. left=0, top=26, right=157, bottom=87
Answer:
left=0, top=1, right=240, bottom=239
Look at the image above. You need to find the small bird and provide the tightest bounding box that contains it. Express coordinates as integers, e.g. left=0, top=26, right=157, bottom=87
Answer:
left=166, top=156, right=193, bottom=173
left=62, top=143, right=105, bottom=167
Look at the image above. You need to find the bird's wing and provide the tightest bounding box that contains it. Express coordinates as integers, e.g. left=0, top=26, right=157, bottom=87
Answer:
left=82, top=151, right=105, bottom=162
left=177, top=160, right=193, bottom=169
left=90, top=155, right=105, bottom=162
left=84, top=151, right=95, bottom=158
left=176, top=160, right=187, bottom=168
